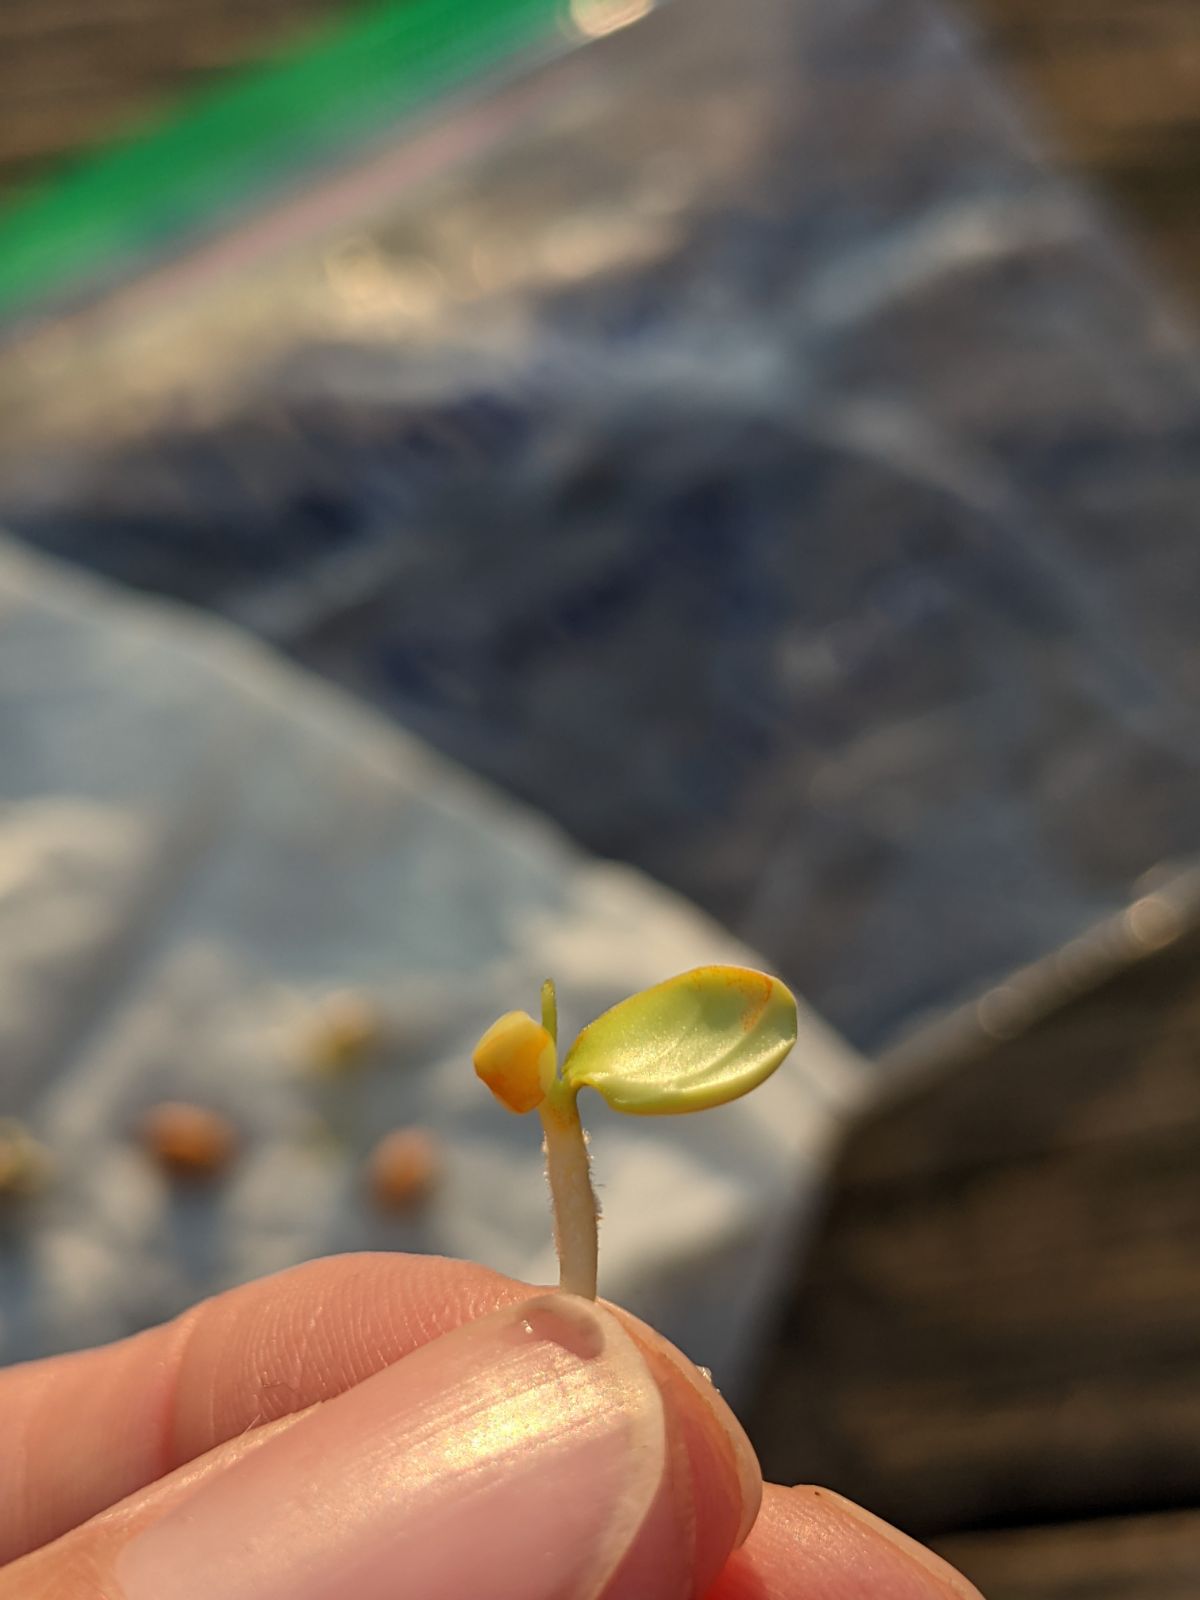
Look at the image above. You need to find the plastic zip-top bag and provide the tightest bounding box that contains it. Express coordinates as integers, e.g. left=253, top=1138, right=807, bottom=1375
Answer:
left=3, top=0, right=1199, bottom=1058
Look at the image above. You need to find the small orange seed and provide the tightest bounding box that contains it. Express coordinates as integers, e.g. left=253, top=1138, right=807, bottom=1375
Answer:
left=141, top=1102, right=237, bottom=1178
left=367, top=1127, right=441, bottom=1212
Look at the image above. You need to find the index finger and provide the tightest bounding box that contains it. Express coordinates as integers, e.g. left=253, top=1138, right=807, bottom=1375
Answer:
left=709, top=1485, right=984, bottom=1600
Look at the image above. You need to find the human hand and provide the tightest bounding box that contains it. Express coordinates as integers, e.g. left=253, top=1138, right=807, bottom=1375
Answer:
left=0, top=1254, right=982, bottom=1598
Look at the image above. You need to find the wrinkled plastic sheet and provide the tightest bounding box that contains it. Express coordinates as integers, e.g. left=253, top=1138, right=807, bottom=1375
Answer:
left=2, top=0, right=1199, bottom=1056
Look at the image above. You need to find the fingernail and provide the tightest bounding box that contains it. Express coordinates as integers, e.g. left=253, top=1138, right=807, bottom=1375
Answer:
left=606, top=1303, right=761, bottom=1546
left=810, top=1488, right=986, bottom=1600
left=117, top=1295, right=724, bottom=1600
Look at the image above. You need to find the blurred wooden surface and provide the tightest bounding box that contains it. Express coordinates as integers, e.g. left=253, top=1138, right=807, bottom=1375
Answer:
left=934, top=1510, right=1200, bottom=1600
left=962, top=0, right=1200, bottom=301
left=749, top=922, right=1200, bottom=1598
left=0, top=1, right=348, bottom=199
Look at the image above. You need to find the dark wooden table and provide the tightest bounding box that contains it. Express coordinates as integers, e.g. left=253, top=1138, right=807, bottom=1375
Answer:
left=2, top=4, right=1198, bottom=1596
left=750, top=918, right=1200, bottom=1597
left=963, top=0, right=1200, bottom=305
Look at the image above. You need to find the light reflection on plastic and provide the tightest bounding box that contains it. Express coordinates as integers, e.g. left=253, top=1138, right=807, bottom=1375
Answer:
left=323, top=235, right=444, bottom=323
left=975, top=985, right=1025, bottom=1041
left=569, top=0, right=653, bottom=39
left=1124, top=894, right=1182, bottom=951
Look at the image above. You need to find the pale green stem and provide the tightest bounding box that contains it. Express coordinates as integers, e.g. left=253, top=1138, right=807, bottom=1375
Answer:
left=540, top=978, right=558, bottom=1047
left=539, top=1082, right=599, bottom=1299
left=535, top=978, right=598, bottom=1298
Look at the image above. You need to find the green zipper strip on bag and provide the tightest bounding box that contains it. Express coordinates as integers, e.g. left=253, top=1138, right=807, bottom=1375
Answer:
left=0, top=0, right=563, bottom=320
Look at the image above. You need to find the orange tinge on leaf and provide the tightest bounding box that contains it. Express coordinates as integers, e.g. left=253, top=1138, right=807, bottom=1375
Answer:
left=473, top=1012, right=554, bottom=1114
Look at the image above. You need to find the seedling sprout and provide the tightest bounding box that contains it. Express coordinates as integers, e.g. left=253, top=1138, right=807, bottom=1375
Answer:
left=473, top=965, right=798, bottom=1299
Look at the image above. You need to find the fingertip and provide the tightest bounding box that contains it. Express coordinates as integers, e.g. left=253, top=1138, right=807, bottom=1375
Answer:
left=711, top=1483, right=986, bottom=1600
left=793, top=1487, right=986, bottom=1600
left=167, top=1252, right=530, bottom=1457
left=105, top=1293, right=749, bottom=1600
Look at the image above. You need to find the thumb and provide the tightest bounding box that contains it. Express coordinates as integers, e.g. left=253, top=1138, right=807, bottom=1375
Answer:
left=2, top=1294, right=761, bottom=1600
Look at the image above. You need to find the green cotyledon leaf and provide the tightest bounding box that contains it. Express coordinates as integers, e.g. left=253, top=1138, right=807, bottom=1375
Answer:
left=560, top=966, right=797, bottom=1115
